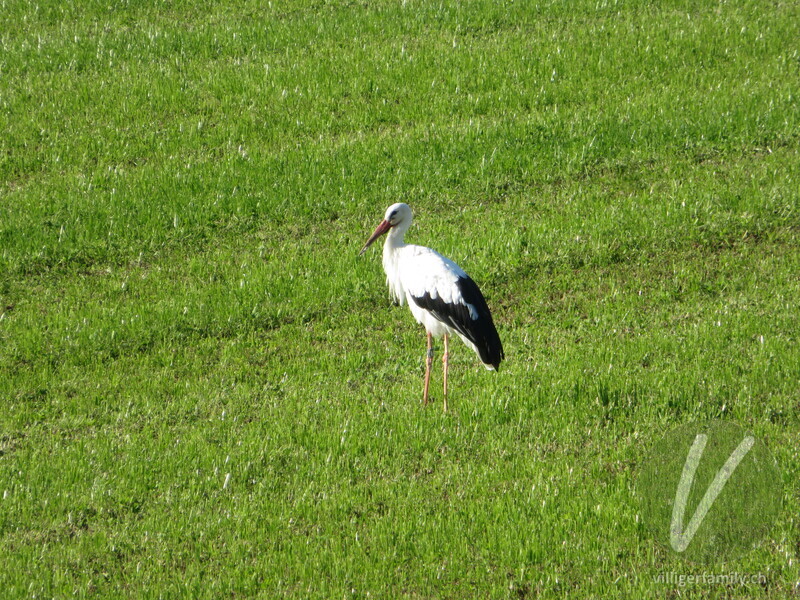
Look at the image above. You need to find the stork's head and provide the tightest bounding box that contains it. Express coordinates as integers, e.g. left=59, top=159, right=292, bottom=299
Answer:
left=359, top=203, right=412, bottom=255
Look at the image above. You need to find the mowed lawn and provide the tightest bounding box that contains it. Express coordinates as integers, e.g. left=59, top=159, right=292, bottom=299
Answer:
left=1, top=0, right=799, bottom=597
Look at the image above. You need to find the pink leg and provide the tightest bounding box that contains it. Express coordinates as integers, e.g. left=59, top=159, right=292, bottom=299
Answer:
left=442, top=333, right=449, bottom=412
left=423, top=332, right=433, bottom=405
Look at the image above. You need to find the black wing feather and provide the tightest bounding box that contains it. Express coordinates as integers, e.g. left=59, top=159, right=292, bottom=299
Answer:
left=411, top=276, right=504, bottom=369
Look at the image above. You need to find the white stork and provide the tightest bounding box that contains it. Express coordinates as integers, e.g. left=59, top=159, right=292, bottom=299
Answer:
left=359, top=202, right=504, bottom=411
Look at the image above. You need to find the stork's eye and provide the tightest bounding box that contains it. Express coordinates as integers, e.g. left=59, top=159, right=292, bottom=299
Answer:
left=389, top=210, right=397, bottom=220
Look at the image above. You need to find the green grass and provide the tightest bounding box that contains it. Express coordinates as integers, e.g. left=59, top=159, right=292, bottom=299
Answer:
left=1, top=0, right=799, bottom=597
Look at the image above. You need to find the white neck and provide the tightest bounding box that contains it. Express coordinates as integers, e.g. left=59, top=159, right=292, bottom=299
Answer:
left=384, top=223, right=407, bottom=251
left=381, top=223, right=409, bottom=304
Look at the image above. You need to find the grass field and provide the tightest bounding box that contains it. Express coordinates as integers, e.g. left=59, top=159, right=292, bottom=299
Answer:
left=1, top=0, right=799, bottom=597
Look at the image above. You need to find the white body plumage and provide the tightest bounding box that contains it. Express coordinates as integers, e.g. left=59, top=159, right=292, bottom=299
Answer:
left=383, top=239, right=487, bottom=365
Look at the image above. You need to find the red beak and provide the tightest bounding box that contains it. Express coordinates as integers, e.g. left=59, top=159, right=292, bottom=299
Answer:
left=359, top=219, right=392, bottom=255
